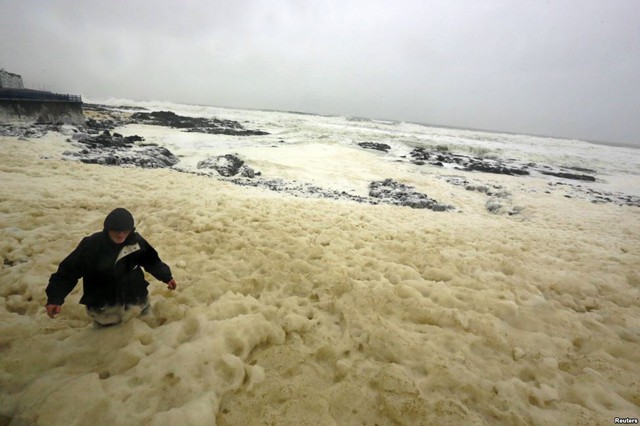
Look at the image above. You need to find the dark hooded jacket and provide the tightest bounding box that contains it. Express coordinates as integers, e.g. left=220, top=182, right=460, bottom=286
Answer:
left=46, top=230, right=173, bottom=308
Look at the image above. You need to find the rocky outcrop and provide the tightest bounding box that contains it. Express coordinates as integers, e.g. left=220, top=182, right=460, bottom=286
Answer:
left=465, top=161, right=530, bottom=176
left=408, top=147, right=604, bottom=184
left=358, top=142, right=391, bottom=152
left=81, top=105, right=270, bottom=137
left=197, top=154, right=259, bottom=178
left=63, top=130, right=179, bottom=168
left=221, top=177, right=373, bottom=204
left=410, top=147, right=530, bottom=176
left=547, top=182, right=640, bottom=207
left=369, top=179, right=452, bottom=211
left=0, top=123, right=68, bottom=138
left=131, top=111, right=269, bottom=136
left=540, top=171, right=596, bottom=182
left=208, top=176, right=453, bottom=210
left=82, top=103, right=136, bottom=132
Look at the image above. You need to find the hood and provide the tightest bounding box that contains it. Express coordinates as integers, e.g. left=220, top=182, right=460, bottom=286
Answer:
left=103, top=208, right=135, bottom=231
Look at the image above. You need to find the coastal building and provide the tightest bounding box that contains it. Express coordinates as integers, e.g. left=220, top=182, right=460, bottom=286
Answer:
left=0, top=69, right=24, bottom=89
left=0, top=68, right=84, bottom=124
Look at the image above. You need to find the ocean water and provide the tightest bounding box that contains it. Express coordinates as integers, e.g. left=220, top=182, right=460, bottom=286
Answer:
left=1, top=100, right=639, bottom=425
left=96, top=98, right=640, bottom=199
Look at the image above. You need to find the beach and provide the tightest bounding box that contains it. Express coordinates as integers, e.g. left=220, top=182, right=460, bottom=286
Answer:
left=1, top=105, right=639, bottom=425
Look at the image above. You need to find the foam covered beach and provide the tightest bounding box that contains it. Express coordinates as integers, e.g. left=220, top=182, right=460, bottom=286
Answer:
left=1, top=107, right=639, bottom=424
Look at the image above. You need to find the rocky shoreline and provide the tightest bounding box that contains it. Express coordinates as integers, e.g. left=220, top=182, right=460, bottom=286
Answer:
left=130, top=110, right=270, bottom=136
left=406, top=146, right=598, bottom=181
left=359, top=142, right=639, bottom=208
left=64, top=130, right=179, bottom=168
left=2, top=103, right=638, bottom=210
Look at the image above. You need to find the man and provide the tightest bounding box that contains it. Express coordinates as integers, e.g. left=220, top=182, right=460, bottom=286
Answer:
left=45, top=208, right=177, bottom=326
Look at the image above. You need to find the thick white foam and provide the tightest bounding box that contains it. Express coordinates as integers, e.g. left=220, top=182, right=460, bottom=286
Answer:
left=1, top=116, right=639, bottom=424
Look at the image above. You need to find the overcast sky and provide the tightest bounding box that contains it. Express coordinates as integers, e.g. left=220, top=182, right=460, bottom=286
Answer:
left=1, top=0, right=639, bottom=145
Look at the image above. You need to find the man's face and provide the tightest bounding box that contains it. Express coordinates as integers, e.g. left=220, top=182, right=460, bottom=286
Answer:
left=108, top=230, right=131, bottom=244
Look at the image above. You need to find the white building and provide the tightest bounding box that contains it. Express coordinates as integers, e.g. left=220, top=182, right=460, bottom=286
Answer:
left=0, top=69, right=25, bottom=89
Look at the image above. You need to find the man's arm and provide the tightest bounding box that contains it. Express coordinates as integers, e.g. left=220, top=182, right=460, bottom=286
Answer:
left=138, top=236, right=176, bottom=289
left=45, top=238, right=87, bottom=314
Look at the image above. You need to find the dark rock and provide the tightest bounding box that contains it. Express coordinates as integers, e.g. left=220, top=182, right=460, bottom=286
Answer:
left=82, top=106, right=126, bottom=133
left=74, top=130, right=139, bottom=148
left=358, top=142, right=391, bottom=152
left=185, top=127, right=269, bottom=136
left=411, top=146, right=530, bottom=176
left=540, top=171, right=596, bottom=182
left=132, top=111, right=189, bottom=127
left=219, top=176, right=370, bottom=203
left=410, top=147, right=538, bottom=177
left=0, top=123, right=61, bottom=138
left=64, top=131, right=178, bottom=168
left=465, top=184, right=490, bottom=194
left=411, top=147, right=481, bottom=171
left=239, top=165, right=258, bottom=178
left=127, top=135, right=144, bottom=142
left=197, top=154, right=258, bottom=178
left=563, top=165, right=596, bottom=174
left=369, top=179, right=451, bottom=211
left=465, top=162, right=530, bottom=176
left=410, top=148, right=431, bottom=161
left=131, top=110, right=269, bottom=136
left=65, top=145, right=179, bottom=168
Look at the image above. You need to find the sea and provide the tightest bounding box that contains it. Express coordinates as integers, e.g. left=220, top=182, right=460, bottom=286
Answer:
left=93, top=98, right=640, bottom=202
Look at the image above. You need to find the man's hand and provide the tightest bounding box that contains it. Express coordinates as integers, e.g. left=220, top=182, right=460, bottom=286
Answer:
left=166, top=278, right=177, bottom=291
left=46, top=304, right=61, bottom=318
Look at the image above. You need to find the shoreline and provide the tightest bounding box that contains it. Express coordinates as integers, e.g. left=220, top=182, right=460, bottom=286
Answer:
left=3, top=102, right=639, bottom=207
left=88, top=97, right=640, bottom=150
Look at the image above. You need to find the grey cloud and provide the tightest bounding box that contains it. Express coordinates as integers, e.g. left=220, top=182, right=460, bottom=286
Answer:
left=1, top=0, right=639, bottom=146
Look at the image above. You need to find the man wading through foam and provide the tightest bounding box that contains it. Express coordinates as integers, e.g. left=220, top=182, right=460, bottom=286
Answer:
left=45, top=208, right=177, bottom=326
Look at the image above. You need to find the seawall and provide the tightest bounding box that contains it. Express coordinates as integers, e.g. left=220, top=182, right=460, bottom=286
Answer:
left=0, top=89, right=85, bottom=125
left=0, top=100, right=84, bottom=125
